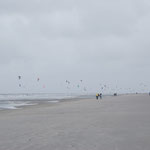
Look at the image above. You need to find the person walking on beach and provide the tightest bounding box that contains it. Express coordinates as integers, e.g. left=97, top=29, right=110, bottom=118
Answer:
left=96, top=93, right=99, bottom=100
left=99, top=93, right=102, bottom=99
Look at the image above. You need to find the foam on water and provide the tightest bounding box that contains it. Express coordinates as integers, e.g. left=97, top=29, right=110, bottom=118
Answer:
left=0, top=101, right=36, bottom=110
left=0, top=93, right=79, bottom=110
left=48, top=100, right=59, bottom=103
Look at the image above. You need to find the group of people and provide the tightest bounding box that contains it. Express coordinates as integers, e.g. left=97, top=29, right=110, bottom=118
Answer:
left=96, top=92, right=150, bottom=99
left=96, top=93, right=102, bottom=99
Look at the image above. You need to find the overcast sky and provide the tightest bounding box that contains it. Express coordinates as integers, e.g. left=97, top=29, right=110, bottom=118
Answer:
left=0, top=0, right=150, bottom=93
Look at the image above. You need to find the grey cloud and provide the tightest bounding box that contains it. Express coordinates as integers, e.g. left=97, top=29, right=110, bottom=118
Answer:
left=0, top=0, right=150, bottom=93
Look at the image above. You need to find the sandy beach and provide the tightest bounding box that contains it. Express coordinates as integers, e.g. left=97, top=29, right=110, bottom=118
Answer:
left=0, top=94, right=150, bottom=150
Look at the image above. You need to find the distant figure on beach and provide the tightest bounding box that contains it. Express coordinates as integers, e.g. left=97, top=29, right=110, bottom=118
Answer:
left=96, top=93, right=99, bottom=100
left=114, top=93, right=117, bottom=96
left=99, top=93, right=102, bottom=99
left=149, top=92, right=150, bottom=96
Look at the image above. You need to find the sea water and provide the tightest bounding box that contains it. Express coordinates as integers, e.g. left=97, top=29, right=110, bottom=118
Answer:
left=0, top=93, right=78, bottom=110
left=0, top=101, right=36, bottom=110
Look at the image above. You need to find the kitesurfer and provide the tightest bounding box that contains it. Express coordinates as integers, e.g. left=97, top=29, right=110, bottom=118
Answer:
left=96, top=93, right=99, bottom=100
left=99, top=93, right=102, bottom=99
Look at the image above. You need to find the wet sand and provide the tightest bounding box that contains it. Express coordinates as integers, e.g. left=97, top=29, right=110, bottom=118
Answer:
left=0, top=94, right=150, bottom=150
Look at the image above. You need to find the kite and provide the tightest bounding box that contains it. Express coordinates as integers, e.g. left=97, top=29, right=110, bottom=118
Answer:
left=66, top=80, right=70, bottom=84
left=18, top=76, right=21, bottom=80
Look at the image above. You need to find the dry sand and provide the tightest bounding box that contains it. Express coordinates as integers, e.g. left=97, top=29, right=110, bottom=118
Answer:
left=0, top=94, right=150, bottom=150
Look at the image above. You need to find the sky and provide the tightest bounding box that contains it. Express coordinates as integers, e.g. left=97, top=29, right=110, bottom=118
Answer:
left=0, top=0, right=150, bottom=93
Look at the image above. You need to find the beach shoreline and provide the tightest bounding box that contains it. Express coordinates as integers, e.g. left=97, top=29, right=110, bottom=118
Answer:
left=0, top=94, right=150, bottom=150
